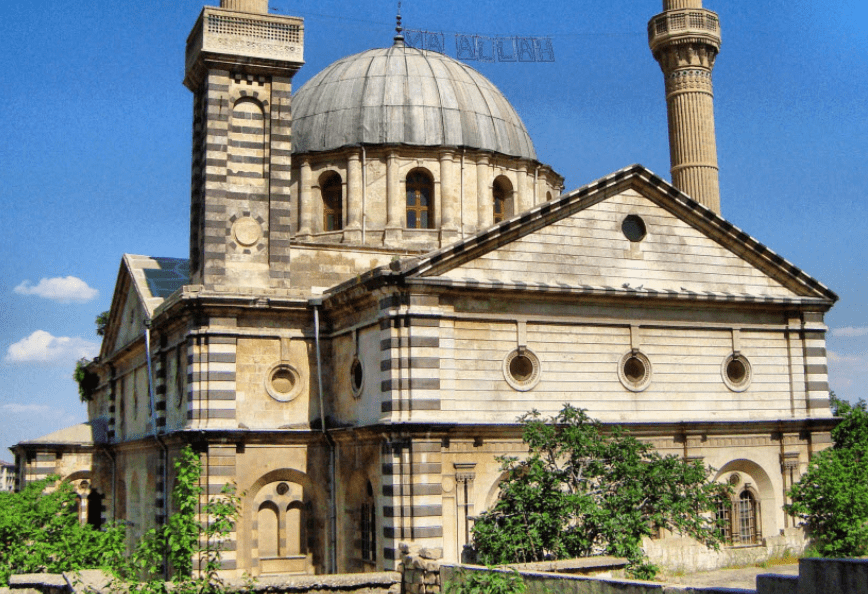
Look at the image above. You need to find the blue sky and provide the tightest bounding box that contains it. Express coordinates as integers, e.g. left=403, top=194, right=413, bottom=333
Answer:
left=2, top=0, right=866, bottom=454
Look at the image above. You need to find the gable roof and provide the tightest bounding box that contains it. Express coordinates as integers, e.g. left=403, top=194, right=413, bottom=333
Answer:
left=327, top=165, right=837, bottom=306
left=17, top=422, right=95, bottom=446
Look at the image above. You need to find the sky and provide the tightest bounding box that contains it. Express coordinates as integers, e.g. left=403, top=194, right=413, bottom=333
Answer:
left=1, top=0, right=866, bottom=454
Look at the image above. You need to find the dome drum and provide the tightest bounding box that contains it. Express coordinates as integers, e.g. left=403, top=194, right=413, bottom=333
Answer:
left=291, top=145, right=563, bottom=251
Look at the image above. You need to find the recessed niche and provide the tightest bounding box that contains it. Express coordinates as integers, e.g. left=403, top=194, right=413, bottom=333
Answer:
left=265, top=363, right=303, bottom=402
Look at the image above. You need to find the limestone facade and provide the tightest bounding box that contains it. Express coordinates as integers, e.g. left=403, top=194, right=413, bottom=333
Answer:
left=19, top=0, right=841, bottom=580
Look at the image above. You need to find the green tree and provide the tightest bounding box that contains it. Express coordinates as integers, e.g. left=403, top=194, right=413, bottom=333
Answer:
left=95, top=311, right=110, bottom=337
left=119, top=445, right=241, bottom=594
left=785, top=397, right=868, bottom=557
left=471, top=405, right=728, bottom=579
left=0, top=476, right=126, bottom=586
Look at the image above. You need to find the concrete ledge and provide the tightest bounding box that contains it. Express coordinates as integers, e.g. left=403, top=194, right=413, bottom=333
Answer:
left=225, top=571, right=401, bottom=593
left=756, top=574, right=798, bottom=594
left=8, top=577, right=66, bottom=589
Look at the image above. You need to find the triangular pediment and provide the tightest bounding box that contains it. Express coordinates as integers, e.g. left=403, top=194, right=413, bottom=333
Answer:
left=399, top=165, right=836, bottom=305
left=100, top=255, right=190, bottom=358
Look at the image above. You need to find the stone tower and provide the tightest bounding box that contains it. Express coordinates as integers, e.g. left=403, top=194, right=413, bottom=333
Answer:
left=649, top=0, right=722, bottom=213
left=184, top=1, right=304, bottom=291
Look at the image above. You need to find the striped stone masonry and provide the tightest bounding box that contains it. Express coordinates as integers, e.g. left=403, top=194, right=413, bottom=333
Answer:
left=188, top=335, right=238, bottom=427
left=154, top=341, right=168, bottom=431
left=185, top=7, right=301, bottom=293
left=155, top=447, right=167, bottom=526
left=107, top=376, right=117, bottom=441
left=801, top=314, right=830, bottom=415
left=200, top=70, right=232, bottom=287
left=268, top=76, right=294, bottom=286
left=197, top=443, right=239, bottom=572
left=379, top=298, right=443, bottom=420
left=381, top=439, right=444, bottom=569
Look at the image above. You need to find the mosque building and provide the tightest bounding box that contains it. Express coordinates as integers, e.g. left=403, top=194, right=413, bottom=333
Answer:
left=13, top=0, right=838, bottom=576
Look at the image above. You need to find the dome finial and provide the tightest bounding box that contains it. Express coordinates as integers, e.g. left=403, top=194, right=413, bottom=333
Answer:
left=394, top=1, right=405, bottom=46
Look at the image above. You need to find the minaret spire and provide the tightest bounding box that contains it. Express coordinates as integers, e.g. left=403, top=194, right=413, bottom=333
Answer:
left=649, top=0, right=723, bottom=213
left=394, top=1, right=405, bottom=46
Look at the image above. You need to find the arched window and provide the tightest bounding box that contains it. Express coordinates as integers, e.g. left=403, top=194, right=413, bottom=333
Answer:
left=87, top=490, right=104, bottom=529
left=406, top=169, right=434, bottom=229
left=321, top=172, right=343, bottom=231
left=737, top=490, right=759, bottom=545
left=493, top=176, right=513, bottom=223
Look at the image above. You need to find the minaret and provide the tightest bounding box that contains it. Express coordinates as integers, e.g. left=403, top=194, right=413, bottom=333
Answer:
left=184, top=1, right=304, bottom=291
left=649, top=0, right=722, bottom=213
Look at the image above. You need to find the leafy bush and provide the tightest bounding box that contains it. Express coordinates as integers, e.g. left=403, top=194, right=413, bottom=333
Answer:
left=786, top=398, right=868, bottom=557
left=0, top=476, right=125, bottom=586
left=471, top=405, right=728, bottom=578
left=445, top=568, right=526, bottom=594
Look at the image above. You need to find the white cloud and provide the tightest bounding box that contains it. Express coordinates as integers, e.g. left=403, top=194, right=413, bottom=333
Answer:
left=14, top=276, right=98, bottom=303
left=1, top=403, right=54, bottom=415
left=4, top=330, right=99, bottom=365
left=831, top=326, right=868, bottom=338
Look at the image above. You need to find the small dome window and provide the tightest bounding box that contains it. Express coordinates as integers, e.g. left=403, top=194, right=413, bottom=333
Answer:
left=351, top=357, right=364, bottom=398
left=618, top=351, right=652, bottom=392
left=622, top=215, right=647, bottom=242
left=503, top=348, right=541, bottom=391
left=722, top=353, right=752, bottom=392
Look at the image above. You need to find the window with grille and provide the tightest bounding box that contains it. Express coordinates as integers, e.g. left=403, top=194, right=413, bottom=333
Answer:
left=406, top=170, right=434, bottom=229
left=737, top=491, right=758, bottom=545
left=715, top=499, right=733, bottom=544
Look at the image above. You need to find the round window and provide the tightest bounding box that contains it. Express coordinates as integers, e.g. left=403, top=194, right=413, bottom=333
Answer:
left=265, top=363, right=304, bottom=402
left=618, top=351, right=652, bottom=392
left=722, top=354, right=751, bottom=392
left=351, top=357, right=364, bottom=398
left=503, top=348, right=541, bottom=392
left=621, top=215, right=647, bottom=243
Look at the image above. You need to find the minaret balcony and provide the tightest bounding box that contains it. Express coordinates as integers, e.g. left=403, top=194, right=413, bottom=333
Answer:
left=648, top=8, right=721, bottom=53
left=185, top=6, right=304, bottom=89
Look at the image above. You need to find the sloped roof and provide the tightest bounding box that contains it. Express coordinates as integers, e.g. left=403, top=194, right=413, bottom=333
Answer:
left=18, top=422, right=94, bottom=446
left=123, top=255, right=190, bottom=317
left=292, top=42, right=537, bottom=160
left=326, top=164, right=838, bottom=305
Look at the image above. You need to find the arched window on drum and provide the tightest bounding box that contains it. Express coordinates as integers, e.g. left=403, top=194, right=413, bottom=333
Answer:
left=320, top=171, right=343, bottom=232
left=406, top=169, right=434, bottom=229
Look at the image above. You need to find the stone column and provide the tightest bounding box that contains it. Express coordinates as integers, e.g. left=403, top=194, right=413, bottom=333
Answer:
left=440, top=152, right=459, bottom=241
left=385, top=150, right=402, bottom=245
left=649, top=0, right=722, bottom=213
left=297, top=158, right=313, bottom=238
left=345, top=151, right=363, bottom=242
left=516, top=166, right=530, bottom=214
left=476, top=156, right=492, bottom=230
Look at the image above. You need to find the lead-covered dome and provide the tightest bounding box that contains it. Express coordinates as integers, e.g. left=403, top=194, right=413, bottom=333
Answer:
left=292, top=42, right=537, bottom=160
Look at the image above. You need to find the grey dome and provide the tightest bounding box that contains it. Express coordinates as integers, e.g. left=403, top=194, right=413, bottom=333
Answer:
left=292, top=43, right=537, bottom=160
